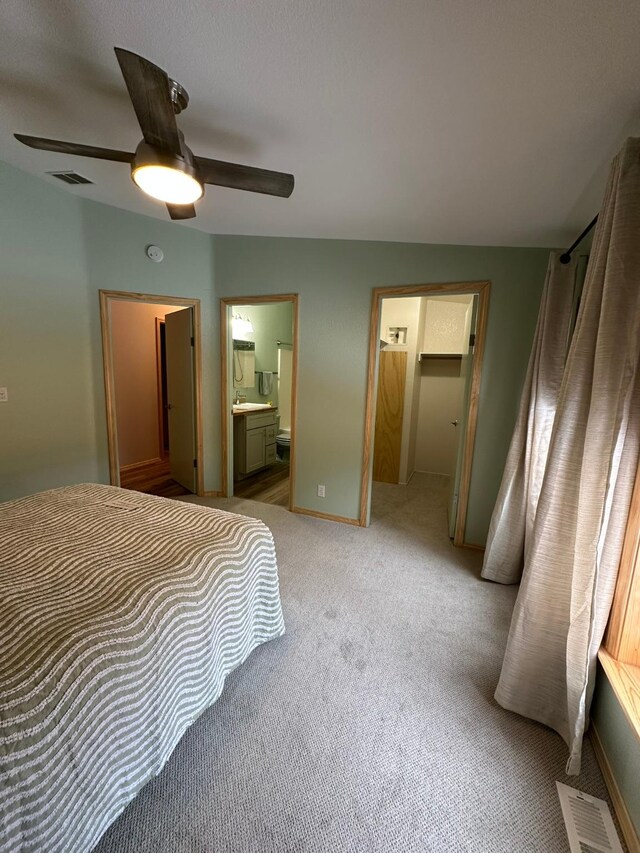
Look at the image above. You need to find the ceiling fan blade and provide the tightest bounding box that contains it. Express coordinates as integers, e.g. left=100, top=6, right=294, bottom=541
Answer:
left=14, top=134, right=133, bottom=163
left=114, top=47, right=181, bottom=155
left=195, top=156, right=294, bottom=198
left=166, top=203, right=196, bottom=220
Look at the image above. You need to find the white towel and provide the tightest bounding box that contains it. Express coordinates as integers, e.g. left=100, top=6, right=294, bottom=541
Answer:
left=258, top=371, right=273, bottom=395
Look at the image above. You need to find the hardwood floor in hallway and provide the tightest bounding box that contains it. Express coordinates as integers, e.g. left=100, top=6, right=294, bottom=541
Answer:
left=120, top=458, right=191, bottom=498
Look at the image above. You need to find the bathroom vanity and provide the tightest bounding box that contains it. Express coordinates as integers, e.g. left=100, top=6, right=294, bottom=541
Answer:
left=233, top=406, right=278, bottom=479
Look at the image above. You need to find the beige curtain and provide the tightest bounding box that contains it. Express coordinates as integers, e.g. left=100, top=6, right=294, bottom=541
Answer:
left=492, top=137, right=640, bottom=774
left=481, top=253, right=577, bottom=584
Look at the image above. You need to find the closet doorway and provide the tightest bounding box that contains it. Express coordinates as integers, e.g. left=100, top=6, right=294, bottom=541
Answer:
left=99, top=290, right=204, bottom=497
left=361, top=281, right=489, bottom=545
left=220, top=295, right=298, bottom=510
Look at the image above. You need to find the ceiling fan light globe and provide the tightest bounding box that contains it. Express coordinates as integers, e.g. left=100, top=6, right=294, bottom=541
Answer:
left=132, top=164, right=203, bottom=205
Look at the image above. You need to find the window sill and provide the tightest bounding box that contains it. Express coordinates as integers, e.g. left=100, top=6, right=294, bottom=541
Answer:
left=598, top=648, right=640, bottom=743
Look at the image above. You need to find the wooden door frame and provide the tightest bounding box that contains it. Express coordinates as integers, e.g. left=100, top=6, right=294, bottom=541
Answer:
left=154, top=318, right=168, bottom=459
left=220, top=294, right=299, bottom=511
left=99, top=289, right=205, bottom=496
left=360, top=280, right=490, bottom=545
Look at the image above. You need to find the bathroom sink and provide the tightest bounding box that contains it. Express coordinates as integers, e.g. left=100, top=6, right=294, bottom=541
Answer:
left=233, top=403, right=273, bottom=412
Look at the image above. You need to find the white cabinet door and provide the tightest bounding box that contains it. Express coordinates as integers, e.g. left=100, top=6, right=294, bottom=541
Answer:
left=245, top=428, right=267, bottom=473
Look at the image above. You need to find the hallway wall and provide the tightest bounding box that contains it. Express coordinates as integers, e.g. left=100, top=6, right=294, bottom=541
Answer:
left=110, top=301, right=182, bottom=467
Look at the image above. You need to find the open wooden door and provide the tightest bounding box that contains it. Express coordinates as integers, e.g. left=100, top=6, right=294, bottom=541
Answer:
left=165, top=307, right=196, bottom=492
left=373, top=350, right=407, bottom=484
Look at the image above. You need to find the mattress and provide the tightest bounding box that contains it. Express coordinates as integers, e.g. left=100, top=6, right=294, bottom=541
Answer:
left=0, top=484, right=285, bottom=852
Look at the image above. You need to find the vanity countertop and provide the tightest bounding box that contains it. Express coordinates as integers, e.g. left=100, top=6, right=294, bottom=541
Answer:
left=232, top=405, right=278, bottom=417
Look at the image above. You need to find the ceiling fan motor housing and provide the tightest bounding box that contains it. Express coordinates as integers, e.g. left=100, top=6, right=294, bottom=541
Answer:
left=168, top=79, right=189, bottom=114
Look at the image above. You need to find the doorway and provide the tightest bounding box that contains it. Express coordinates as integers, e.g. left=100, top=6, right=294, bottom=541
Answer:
left=220, top=295, right=298, bottom=510
left=99, top=290, right=204, bottom=497
left=361, top=281, right=489, bottom=544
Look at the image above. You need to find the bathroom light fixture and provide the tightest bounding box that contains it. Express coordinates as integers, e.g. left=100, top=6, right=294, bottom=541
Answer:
left=232, top=313, right=254, bottom=336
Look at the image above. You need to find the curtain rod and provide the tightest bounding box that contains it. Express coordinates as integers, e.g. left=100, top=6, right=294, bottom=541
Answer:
left=559, top=214, right=598, bottom=264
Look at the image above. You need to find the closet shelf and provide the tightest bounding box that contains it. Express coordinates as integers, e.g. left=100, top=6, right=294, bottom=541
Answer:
left=418, top=352, right=463, bottom=362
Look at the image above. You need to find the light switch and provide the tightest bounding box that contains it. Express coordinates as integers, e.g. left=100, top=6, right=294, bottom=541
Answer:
left=0, top=387, right=7, bottom=402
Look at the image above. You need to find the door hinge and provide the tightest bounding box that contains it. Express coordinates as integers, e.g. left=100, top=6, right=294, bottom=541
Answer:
left=193, top=458, right=198, bottom=468
left=190, top=336, right=195, bottom=347
left=469, top=333, right=476, bottom=348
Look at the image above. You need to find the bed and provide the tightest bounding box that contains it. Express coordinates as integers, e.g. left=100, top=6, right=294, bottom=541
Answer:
left=0, top=484, right=285, bottom=853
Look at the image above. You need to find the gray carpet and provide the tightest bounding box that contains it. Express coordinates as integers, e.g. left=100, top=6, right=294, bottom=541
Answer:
left=94, top=473, right=617, bottom=852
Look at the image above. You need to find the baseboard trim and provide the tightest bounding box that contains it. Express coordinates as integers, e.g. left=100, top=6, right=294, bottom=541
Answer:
left=202, top=490, right=222, bottom=498
left=413, top=469, right=450, bottom=478
left=292, top=506, right=361, bottom=527
left=120, top=457, right=163, bottom=474
left=590, top=722, right=640, bottom=853
left=462, top=542, right=486, bottom=552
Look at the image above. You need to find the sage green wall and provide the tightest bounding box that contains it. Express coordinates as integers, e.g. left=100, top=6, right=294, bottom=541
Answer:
left=80, top=198, right=217, bottom=489
left=213, top=236, right=549, bottom=540
left=1, top=160, right=548, bottom=544
left=0, top=161, right=217, bottom=500
left=591, top=667, right=640, bottom=839
left=0, top=161, right=101, bottom=499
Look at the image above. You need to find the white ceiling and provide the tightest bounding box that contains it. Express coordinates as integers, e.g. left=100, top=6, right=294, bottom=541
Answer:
left=1, top=0, right=639, bottom=247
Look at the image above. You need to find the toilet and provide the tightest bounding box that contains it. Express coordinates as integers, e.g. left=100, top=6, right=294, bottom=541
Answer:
left=275, top=427, right=291, bottom=462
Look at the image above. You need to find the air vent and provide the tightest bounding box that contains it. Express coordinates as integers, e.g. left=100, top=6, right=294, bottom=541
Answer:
left=47, top=171, right=93, bottom=185
left=557, top=783, right=623, bottom=853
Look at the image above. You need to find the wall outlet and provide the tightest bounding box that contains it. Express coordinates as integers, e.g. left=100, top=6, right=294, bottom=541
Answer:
left=0, top=387, right=7, bottom=402
left=317, top=484, right=326, bottom=498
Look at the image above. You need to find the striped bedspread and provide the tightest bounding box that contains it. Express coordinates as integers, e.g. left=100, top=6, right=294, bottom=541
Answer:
left=0, top=484, right=285, bottom=852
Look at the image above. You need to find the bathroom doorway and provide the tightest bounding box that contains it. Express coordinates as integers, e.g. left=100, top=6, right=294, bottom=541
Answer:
left=361, top=282, right=489, bottom=545
left=220, top=295, right=298, bottom=509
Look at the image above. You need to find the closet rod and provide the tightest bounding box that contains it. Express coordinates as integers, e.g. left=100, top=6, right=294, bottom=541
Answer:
left=276, top=339, right=292, bottom=347
left=559, top=214, right=598, bottom=264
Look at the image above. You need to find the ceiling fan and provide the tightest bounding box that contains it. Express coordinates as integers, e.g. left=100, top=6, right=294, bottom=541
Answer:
left=14, top=47, right=294, bottom=220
